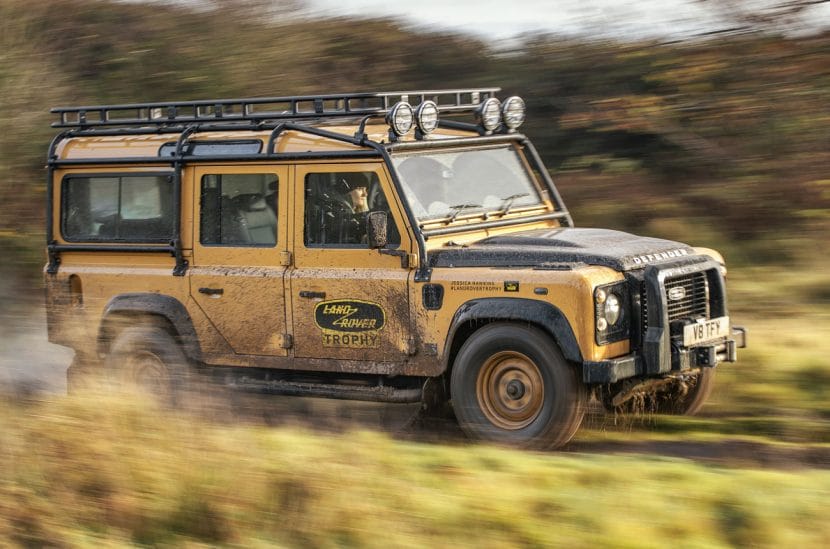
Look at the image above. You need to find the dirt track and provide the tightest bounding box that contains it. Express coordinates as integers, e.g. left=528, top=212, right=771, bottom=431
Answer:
left=2, top=305, right=828, bottom=470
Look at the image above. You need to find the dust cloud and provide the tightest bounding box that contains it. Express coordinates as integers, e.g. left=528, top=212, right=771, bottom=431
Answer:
left=0, top=302, right=424, bottom=434
left=0, top=305, right=73, bottom=394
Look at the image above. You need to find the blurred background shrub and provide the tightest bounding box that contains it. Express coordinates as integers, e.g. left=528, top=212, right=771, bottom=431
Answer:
left=1, top=0, right=828, bottom=274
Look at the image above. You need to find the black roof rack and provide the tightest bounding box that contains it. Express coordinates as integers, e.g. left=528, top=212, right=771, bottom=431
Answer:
left=51, top=88, right=501, bottom=129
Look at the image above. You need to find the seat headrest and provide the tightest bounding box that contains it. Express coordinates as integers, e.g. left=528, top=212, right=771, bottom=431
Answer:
left=232, top=193, right=267, bottom=211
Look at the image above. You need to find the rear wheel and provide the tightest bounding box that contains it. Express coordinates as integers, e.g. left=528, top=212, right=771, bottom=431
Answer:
left=450, top=324, right=586, bottom=449
left=66, top=355, right=103, bottom=395
left=106, top=326, right=189, bottom=406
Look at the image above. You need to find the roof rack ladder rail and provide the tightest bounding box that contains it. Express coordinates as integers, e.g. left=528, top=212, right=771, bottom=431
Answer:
left=362, top=141, right=430, bottom=282
left=266, top=122, right=366, bottom=155
left=354, top=114, right=383, bottom=141
left=169, top=125, right=199, bottom=276
left=520, top=138, right=573, bottom=227
left=51, top=88, right=502, bottom=129
left=437, top=119, right=487, bottom=136
left=46, top=130, right=73, bottom=275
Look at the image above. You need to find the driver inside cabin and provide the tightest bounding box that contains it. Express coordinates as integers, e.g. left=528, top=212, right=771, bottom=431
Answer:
left=339, top=174, right=369, bottom=214
left=304, top=171, right=399, bottom=247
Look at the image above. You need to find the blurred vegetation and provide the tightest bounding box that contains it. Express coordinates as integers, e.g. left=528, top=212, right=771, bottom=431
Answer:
left=1, top=0, right=828, bottom=272
left=0, top=3, right=828, bottom=543
left=0, top=393, right=828, bottom=547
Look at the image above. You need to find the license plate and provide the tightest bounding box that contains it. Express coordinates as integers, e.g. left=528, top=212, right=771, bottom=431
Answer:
left=683, top=316, right=730, bottom=346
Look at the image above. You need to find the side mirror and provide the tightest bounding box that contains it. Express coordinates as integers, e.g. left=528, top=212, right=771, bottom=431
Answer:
left=366, top=210, right=388, bottom=249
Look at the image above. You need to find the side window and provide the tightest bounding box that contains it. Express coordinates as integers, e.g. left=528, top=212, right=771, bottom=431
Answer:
left=159, top=140, right=263, bottom=157
left=62, top=174, right=174, bottom=242
left=200, top=173, right=278, bottom=247
left=304, top=171, right=401, bottom=247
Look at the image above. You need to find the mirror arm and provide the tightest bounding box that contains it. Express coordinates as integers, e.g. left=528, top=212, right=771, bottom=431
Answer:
left=378, top=248, right=410, bottom=268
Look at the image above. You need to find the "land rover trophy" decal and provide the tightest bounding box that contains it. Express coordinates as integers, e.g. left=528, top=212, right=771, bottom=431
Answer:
left=314, top=299, right=386, bottom=348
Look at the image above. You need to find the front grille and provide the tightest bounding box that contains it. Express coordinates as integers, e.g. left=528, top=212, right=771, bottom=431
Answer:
left=637, top=269, right=711, bottom=337
left=665, top=271, right=710, bottom=321
left=631, top=262, right=725, bottom=372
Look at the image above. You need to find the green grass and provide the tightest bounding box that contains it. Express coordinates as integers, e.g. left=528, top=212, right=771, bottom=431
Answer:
left=709, top=266, right=830, bottom=420
left=0, top=266, right=826, bottom=547
left=0, top=394, right=828, bottom=547
left=3, top=218, right=829, bottom=546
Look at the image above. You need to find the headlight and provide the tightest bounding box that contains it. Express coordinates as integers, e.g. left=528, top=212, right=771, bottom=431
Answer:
left=501, top=96, right=526, bottom=130
left=387, top=101, right=414, bottom=137
left=415, top=100, right=439, bottom=135
left=476, top=97, right=502, bottom=132
left=594, top=282, right=629, bottom=345
left=604, top=293, right=621, bottom=325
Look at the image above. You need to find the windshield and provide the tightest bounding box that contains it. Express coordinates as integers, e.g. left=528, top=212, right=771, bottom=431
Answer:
left=390, top=146, right=543, bottom=222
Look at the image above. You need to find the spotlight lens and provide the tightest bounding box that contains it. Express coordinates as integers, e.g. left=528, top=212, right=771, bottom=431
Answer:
left=502, top=96, right=526, bottom=130
left=477, top=97, right=502, bottom=132
left=387, top=102, right=414, bottom=136
left=415, top=101, right=439, bottom=134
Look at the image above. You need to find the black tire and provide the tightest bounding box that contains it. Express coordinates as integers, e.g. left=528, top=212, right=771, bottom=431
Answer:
left=600, top=368, right=716, bottom=416
left=106, top=326, right=189, bottom=406
left=655, top=368, right=716, bottom=415
left=450, top=323, right=587, bottom=450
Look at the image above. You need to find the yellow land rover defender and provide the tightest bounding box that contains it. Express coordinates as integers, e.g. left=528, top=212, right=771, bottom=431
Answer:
left=45, top=89, right=746, bottom=448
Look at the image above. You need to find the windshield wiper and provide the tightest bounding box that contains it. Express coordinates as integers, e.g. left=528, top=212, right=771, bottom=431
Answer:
left=447, top=203, right=481, bottom=223
left=497, top=193, right=529, bottom=215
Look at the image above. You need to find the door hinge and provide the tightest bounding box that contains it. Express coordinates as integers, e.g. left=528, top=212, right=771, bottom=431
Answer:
left=280, top=251, right=292, bottom=266
left=281, top=334, right=293, bottom=349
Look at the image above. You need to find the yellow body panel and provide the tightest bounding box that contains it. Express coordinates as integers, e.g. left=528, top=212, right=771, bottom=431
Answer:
left=413, top=266, right=629, bottom=365
left=289, top=161, right=414, bottom=363
left=47, top=125, right=635, bottom=377
left=188, top=164, right=291, bottom=357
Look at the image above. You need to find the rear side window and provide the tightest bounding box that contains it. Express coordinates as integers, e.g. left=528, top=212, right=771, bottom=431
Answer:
left=200, top=173, right=278, bottom=247
left=61, top=174, right=174, bottom=242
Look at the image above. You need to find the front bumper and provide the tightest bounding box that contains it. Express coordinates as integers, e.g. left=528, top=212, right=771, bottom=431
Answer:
left=583, top=325, right=747, bottom=384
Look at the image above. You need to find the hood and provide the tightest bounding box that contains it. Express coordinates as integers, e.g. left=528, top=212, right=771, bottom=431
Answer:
left=428, top=228, right=697, bottom=272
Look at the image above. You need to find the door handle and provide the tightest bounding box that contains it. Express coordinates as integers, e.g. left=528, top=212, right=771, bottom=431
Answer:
left=198, top=287, right=224, bottom=296
left=299, top=290, right=326, bottom=299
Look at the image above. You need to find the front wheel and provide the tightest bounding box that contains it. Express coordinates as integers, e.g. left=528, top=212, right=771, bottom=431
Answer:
left=450, top=324, right=586, bottom=450
left=655, top=368, right=716, bottom=415
left=600, top=368, right=716, bottom=416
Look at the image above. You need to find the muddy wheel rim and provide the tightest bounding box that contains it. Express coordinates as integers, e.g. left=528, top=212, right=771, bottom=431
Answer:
left=124, top=351, right=170, bottom=398
left=476, top=351, right=544, bottom=430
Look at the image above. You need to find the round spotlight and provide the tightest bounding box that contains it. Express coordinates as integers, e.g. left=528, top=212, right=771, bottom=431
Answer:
left=387, top=101, right=414, bottom=137
left=476, top=97, right=502, bottom=132
left=415, top=100, right=439, bottom=135
left=502, top=96, right=526, bottom=130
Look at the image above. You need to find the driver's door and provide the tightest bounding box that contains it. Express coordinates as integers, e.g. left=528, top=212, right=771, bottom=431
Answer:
left=288, top=162, right=412, bottom=363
